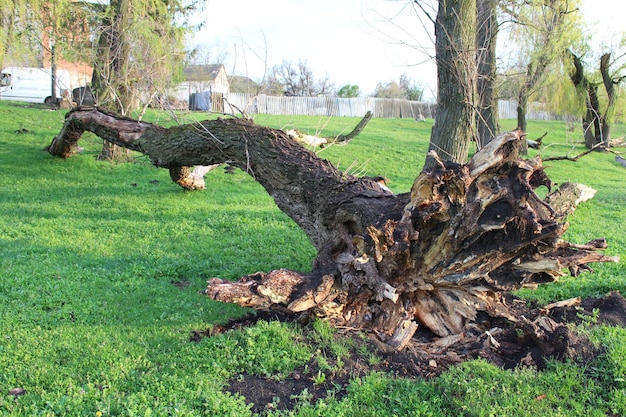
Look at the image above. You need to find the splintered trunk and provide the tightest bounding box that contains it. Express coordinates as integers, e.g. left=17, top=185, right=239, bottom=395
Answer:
left=48, top=108, right=618, bottom=350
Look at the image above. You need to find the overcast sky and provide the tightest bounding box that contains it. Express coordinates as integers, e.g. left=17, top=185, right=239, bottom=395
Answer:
left=190, top=0, right=624, bottom=100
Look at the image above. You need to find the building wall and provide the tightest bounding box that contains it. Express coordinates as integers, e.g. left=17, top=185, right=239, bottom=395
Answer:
left=213, top=68, right=230, bottom=94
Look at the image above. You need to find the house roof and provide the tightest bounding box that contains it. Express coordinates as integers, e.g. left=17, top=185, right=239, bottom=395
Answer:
left=229, top=75, right=259, bottom=93
left=184, top=64, right=225, bottom=81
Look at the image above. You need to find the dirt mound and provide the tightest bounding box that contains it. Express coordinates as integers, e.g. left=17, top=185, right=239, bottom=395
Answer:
left=548, top=291, right=626, bottom=327
left=191, top=292, right=626, bottom=414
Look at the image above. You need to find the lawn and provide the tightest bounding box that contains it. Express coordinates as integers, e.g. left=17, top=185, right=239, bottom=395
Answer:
left=0, top=101, right=625, bottom=416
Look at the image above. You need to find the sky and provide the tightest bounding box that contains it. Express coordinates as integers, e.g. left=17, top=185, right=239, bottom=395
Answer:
left=190, top=0, right=624, bottom=100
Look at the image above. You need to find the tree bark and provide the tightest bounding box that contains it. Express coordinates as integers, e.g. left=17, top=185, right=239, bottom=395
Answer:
left=516, top=92, right=528, bottom=134
left=91, top=0, right=134, bottom=161
left=476, top=0, right=499, bottom=148
left=425, top=0, right=477, bottom=169
left=583, top=83, right=601, bottom=149
left=568, top=51, right=623, bottom=150
left=48, top=108, right=618, bottom=349
left=335, top=111, right=373, bottom=143
left=599, top=53, right=615, bottom=147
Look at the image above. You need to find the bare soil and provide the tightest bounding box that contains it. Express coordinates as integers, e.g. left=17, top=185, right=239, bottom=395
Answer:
left=190, top=291, right=626, bottom=414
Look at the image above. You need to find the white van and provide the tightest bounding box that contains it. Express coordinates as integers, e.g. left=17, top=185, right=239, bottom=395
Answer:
left=0, top=67, right=71, bottom=104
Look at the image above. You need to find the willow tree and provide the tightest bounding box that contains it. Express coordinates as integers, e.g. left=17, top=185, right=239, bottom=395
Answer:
left=90, top=0, right=206, bottom=160
left=37, top=0, right=96, bottom=103
left=568, top=50, right=626, bottom=148
left=501, top=0, right=583, bottom=135
left=0, top=0, right=43, bottom=68
left=44, top=1, right=617, bottom=351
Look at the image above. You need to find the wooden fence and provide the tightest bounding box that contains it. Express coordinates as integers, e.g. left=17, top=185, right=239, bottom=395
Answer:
left=498, top=100, right=567, bottom=121
left=223, top=93, right=436, bottom=119
left=222, top=93, right=568, bottom=121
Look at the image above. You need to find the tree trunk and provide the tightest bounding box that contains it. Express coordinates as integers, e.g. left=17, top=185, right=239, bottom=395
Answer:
left=91, top=0, right=134, bottom=161
left=476, top=0, right=499, bottom=148
left=425, top=0, right=477, bottom=169
left=569, top=51, right=611, bottom=149
left=583, top=82, right=601, bottom=149
left=516, top=91, right=528, bottom=134
left=599, top=53, right=616, bottom=148
left=48, top=108, right=618, bottom=350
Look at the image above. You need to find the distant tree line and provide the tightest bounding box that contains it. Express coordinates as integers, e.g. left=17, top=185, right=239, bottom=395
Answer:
left=224, top=58, right=424, bottom=101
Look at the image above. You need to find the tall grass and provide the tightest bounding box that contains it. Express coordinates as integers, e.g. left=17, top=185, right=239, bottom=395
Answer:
left=0, top=101, right=625, bottom=415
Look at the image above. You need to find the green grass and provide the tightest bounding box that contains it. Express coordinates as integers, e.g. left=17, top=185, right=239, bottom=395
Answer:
left=0, top=101, right=625, bottom=415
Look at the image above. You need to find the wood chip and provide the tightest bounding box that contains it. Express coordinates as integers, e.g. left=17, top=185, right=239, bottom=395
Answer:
left=541, top=297, right=582, bottom=312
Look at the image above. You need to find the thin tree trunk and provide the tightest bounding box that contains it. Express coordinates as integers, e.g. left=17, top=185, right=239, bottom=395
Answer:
left=47, top=108, right=617, bottom=349
left=516, top=90, right=528, bottom=133
left=584, top=83, right=601, bottom=148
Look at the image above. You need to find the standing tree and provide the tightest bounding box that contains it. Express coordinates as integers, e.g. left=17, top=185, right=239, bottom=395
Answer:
left=337, top=84, right=361, bottom=98
left=259, top=70, right=286, bottom=95
left=373, top=80, right=407, bottom=99
left=568, top=49, right=626, bottom=148
left=0, top=0, right=40, bottom=68
left=270, top=59, right=334, bottom=96
left=501, top=0, right=582, bottom=136
left=90, top=0, right=205, bottom=160
left=374, top=74, right=423, bottom=101
left=39, top=0, right=95, bottom=104
left=476, top=0, right=498, bottom=147
left=424, top=0, right=477, bottom=170
left=399, top=73, right=424, bottom=101
left=374, top=74, right=424, bottom=101
left=1, top=1, right=94, bottom=104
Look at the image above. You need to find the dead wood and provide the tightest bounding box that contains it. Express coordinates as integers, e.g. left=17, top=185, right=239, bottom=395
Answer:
left=286, top=111, right=373, bottom=147
left=540, top=297, right=582, bottom=313
left=334, top=111, right=373, bottom=143
left=527, top=131, right=547, bottom=149
left=544, top=182, right=596, bottom=220
left=48, top=108, right=618, bottom=350
left=543, top=142, right=606, bottom=162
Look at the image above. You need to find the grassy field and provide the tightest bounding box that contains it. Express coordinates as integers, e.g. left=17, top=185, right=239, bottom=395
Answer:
left=0, top=101, right=625, bottom=416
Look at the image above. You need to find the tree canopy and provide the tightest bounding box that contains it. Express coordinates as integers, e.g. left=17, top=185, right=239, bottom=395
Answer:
left=1, top=0, right=205, bottom=113
left=265, top=59, right=334, bottom=97
left=91, top=0, right=205, bottom=115
left=337, top=84, right=361, bottom=98
left=501, top=0, right=584, bottom=134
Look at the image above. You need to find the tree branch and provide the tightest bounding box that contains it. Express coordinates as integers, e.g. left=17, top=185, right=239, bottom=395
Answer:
left=543, top=142, right=605, bottom=161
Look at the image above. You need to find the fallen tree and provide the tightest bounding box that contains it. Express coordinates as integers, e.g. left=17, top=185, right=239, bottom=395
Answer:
left=48, top=107, right=618, bottom=350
